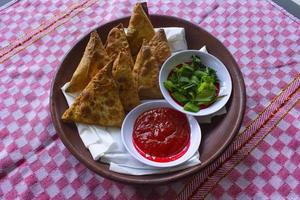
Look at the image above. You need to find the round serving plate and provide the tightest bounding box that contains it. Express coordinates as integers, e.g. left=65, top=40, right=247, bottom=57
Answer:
left=50, top=15, right=246, bottom=184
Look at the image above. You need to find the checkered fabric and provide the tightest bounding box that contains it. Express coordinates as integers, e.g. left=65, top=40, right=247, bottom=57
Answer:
left=207, top=102, right=300, bottom=200
left=0, top=0, right=80, bottom=49
left=0, top=0, right=299, bottom=199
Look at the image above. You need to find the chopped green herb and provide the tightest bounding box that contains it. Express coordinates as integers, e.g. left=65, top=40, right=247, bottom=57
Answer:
left=172, top=92, right=188, bottom=104
left=179, top=76, right=190, bottom=83
left=164, top=55, right=225, bottom=112
left=184, top=102, right=200, bottom=112
left=164, top=80, right=175, bottom=91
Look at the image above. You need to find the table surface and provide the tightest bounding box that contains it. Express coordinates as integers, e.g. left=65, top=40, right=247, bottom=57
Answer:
left=0, top=0, right=299, bottom=199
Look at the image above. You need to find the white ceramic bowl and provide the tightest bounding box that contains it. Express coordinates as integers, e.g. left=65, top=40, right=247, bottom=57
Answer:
left=121, top=100, right=201, bottom=168
left=159, top=50, right=232, bottom=116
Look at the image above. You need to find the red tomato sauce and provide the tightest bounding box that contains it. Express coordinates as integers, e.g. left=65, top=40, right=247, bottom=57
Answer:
left=133, top=107, right=190, bottom=162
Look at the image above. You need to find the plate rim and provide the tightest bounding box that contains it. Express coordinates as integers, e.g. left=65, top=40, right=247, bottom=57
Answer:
left=50, top=14, right=246, bottom=184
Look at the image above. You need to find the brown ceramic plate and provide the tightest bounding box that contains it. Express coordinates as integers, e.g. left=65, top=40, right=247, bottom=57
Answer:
left=50, top=15, right=246, bottom=184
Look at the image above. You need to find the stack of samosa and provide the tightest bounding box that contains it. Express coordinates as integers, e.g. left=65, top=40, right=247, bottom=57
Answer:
left=62, top=3, right=171, bottom=127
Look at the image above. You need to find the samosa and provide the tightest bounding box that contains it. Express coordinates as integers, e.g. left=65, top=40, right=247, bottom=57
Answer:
left=149, top=29, right=171, bottom=66
left=133, top=29, right=171, bottom=99
left=112, top=50, right=140, bottom=111
left=133, top=41, right=162, bottom=99
left=62, top=61, right=125, bottom=127
left=126, top=3, right=155, bottom=57
left=105, top=23, right=132, bottom=62
left=66, top=31, right=110, bottom=93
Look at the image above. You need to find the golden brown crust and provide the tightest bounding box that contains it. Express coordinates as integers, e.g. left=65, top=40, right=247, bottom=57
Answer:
left=62, top=61, right=125, bottom=127
left=112, top=50, right=140, bottom=111
left=133, top=41, right=163, bottom=99
left=66, top=31, right=111, bottom=93
left=132, top=30, right=171, bottom=99
left=105, top=23, right=133, bottom=64
left=126, top=3, right=155, bottom=57
left=149, top=29, right=171, bottom=66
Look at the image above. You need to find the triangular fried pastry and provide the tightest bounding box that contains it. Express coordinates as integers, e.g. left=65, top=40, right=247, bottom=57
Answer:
left=149, top=29, right=171, bottom=66
left=133, top=41, right=162, bottom=99
left=132, top=30, right=171, bottom=99
left=126, top=3, right=155, bottom=57
left=105, top=23, right=132, bottom=62
left=66, top=31, right=110, bottom=93
left=62, top=61, right=125, bottom=127
left=112, top=50, right=140, bottom=111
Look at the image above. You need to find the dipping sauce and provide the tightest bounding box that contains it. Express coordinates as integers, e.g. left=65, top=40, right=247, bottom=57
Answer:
left=133, top=107, right=190, bottom=162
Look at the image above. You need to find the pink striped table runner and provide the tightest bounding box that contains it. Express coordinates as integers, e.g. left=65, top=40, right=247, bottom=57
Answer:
left=0, top=0, right=299, bottom=199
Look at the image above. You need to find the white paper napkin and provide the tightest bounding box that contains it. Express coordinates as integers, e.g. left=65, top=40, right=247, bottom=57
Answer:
left=155, top=27, right=188, bottom=53
left=61, top=27, right=226, bottom=175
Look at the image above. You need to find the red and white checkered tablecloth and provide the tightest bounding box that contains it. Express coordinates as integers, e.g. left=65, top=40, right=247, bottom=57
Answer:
left=0, top=0, right=299, bottom=199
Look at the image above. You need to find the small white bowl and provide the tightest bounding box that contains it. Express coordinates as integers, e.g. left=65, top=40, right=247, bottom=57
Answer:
left=121, top=100, right=201, bottom=168
left=159, top=50, right=232, bottom=116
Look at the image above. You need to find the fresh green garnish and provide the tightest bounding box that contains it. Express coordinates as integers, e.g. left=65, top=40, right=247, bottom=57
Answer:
left=184, top=102, right=200, bottom=112
left=164, top=55, right=224, bottom=112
